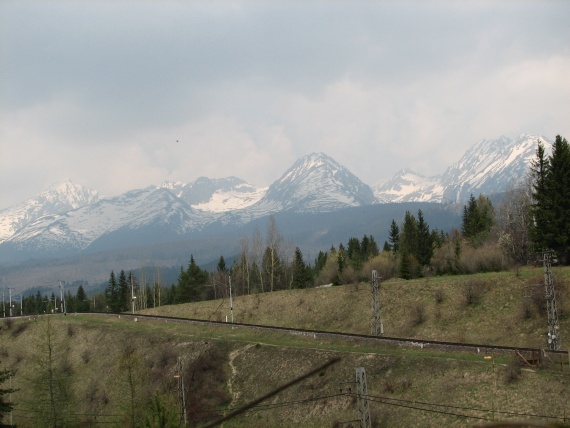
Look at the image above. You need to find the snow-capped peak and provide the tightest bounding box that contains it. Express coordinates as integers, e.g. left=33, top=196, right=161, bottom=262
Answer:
left=0, top=180, right=100, bottom=243
left=262, top=152, right=376, bottom=212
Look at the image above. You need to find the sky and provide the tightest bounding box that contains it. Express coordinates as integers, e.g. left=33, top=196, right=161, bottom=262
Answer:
left=1, top=1, right=569, bottom=210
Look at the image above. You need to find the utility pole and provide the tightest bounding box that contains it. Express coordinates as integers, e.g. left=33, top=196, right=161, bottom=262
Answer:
left=543, top=250, right=562, bottom=351
left=2, top=291, right=5, bottom=318
left=131, top=274, right=136, bottom=314
left=8, top=288, right=12, bottom=317
left=229, top=276, right=233, bottom=323
left=20, top=294, right=22, bottom=316
left=174, top=357, right=187, bottom=426
left=371, top=270, right=383, bottom=336
left=355, top=367, right=371, bottom=428
left=58, top=281, right=66, bottom=314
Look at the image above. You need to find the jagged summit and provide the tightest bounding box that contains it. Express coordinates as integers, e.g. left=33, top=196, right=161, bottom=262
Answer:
left=0, top=135, right=555, bottom=259
left=374, top=134, right=551, bottom=203
left=0, top=179, right=99, bottom=243
left=262, top=152, right=377, bottom=213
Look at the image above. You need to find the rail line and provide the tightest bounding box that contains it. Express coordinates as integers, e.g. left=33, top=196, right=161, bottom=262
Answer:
left=81, top=311, right=568, bottom=360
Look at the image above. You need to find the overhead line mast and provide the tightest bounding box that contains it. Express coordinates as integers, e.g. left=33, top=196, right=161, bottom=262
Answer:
left=543, top=250, right=562, bottom=351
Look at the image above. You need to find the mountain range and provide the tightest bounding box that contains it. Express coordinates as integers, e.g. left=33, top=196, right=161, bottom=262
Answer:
left=0, top=133, right=551, bottom=285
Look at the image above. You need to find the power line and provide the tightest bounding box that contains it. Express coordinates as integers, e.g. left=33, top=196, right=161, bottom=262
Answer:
left=356, top=393, right=569, bottom=422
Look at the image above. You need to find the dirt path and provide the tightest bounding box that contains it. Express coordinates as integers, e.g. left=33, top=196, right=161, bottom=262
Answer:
left=227, top=343, right=255, bottom=407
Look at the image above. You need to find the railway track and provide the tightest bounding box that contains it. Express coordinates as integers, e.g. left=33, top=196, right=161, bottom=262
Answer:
left=82, top=311, right=568, bottom=361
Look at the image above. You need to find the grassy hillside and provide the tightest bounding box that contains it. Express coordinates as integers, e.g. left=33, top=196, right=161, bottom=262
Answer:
left=142, top=266, right=570, bottom=350
left=0, top=267, right=568, bottom=427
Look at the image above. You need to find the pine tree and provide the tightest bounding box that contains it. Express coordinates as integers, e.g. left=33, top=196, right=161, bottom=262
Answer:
left=417, top=210, right=433, bottom=266
left=0, top=368, right=17, bottom=424
left=388, top=219, right=400, bottom=252
left=347, top=237, right=363, bottom=270
left=530, top=141, right=550, bottom=249
left=462, top=194, right=494, bottom=246
left=531, top=135, right=570, bottom=263
left=217, top=256, right=227, bottom=273
left=400, top=211, right=419, bottom=256
left=360, top=234, right=379, bottom=260
left=291, top=247, right=312, bottom=289
left=105, top=271, right=120, bottom=312
left=399, top=249, right=412, bottom=280
left=314, top=251, right=328, bottom=273
left=175, top=255, right=208, bottom=303
left=76, top=285, right=90, bottom=313
left=118, top=270, right=129, bottom=312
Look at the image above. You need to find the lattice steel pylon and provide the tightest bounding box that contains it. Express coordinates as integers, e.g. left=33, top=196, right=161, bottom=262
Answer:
left=355, top=367, right=371, bottom=428
left=543, top=250, right=562, bottom=351
left=371, top=270, right=383, bottom=336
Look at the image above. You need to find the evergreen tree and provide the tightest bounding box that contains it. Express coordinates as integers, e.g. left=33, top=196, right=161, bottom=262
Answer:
left=76, top=285, right=90, bottom=313
left=360, top=234, right=379, bottom=259
left=337, top=243, right=346, bottom=274
left=531, top=135, right=570, bottom=263
left=399, top=249, right=412, bottom=280
left=35, top=290, right=43, bottom=314
left=388, top=220, right=400, bottom=252
left=0, top=368, right=17, bottom=424
left=347, top=237, right=363, bottom=270
left=118, top=270, right=129, bottom=312
left=291, top=247, right=312, bottom=289
left=383, top=241, right=391, bottom=252
left=217, top=255, right=227, bottom=273
left=105, top=271, right=120, bottom=312
left=175, top=255, right=208, bottom=303
left=314, top=251, right=328, bottom=273
left=530, top=141, right=550, bottom=249
left=400, top=211, right=418, bottom=255
left=416, top=210, right=433, bottom=266
left=462, top=194, right=494, bottom=246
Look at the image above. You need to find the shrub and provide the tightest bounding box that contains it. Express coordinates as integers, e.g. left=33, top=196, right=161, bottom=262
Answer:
left=184, top=345, right=231, bottom=424
left=410, top=302, right=427, bottom=326
left=460, top=244, right=506, bottom=274
left=432, top=241, right=508, bottom=275
left=434, top=288, right=445, bottom=304
left=503, top=356, right=522, bottom=383
left=3, top=318, right=13, bottom=330
left=462, top=279, right=489, bottom=306
left=362, top=253, right=398, bottom=282
left=11, top=322, right=29, bottom=338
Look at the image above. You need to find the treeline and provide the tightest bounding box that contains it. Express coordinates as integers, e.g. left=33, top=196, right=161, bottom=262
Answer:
left=384, top=134, right=570, bottom=279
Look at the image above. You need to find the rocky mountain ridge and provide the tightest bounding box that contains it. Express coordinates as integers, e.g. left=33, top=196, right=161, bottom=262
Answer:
left=0, top=134, right=550, bottom=261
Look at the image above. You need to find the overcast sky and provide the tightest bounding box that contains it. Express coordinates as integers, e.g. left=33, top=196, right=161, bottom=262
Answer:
left=1, top=1, right=569, bottom=210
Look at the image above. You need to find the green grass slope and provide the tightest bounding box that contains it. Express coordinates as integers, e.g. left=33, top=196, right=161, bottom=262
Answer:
left=0, top=267, right=568, bottom=427
left=142, top=266, right=570, bottom=349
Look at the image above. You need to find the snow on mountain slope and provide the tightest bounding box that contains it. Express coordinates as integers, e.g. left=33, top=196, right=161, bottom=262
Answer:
left=5, top=187, right=214, bottom=254
left=256, top=152, right=377, bottom=213
left=438, top=134, right=550, bottom=202
left=374, top=134, right=550, bottom=203
left=0, top=180, right=99, bottom=243
left=159, top=177, right=266, bottom=213
left=374, top=168, right=440, bottom=203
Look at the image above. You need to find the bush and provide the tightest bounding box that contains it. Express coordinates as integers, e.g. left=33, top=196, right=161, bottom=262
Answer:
left=3, top=318, right=13, bottom=330
left=431, top=241, right=507, bottom=275
left=11, top=322, right=29, bottom=337
left=462, top=279, right=490, bottom=306
left=460, top=244, right=506, bottom=274
left=503, top=356, right=522, bottom=383
left=410, top=302, right=427, bottom=326
left=434, top=288, right=445, bottom=304
left=362, top=253, right=398, bottom=282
